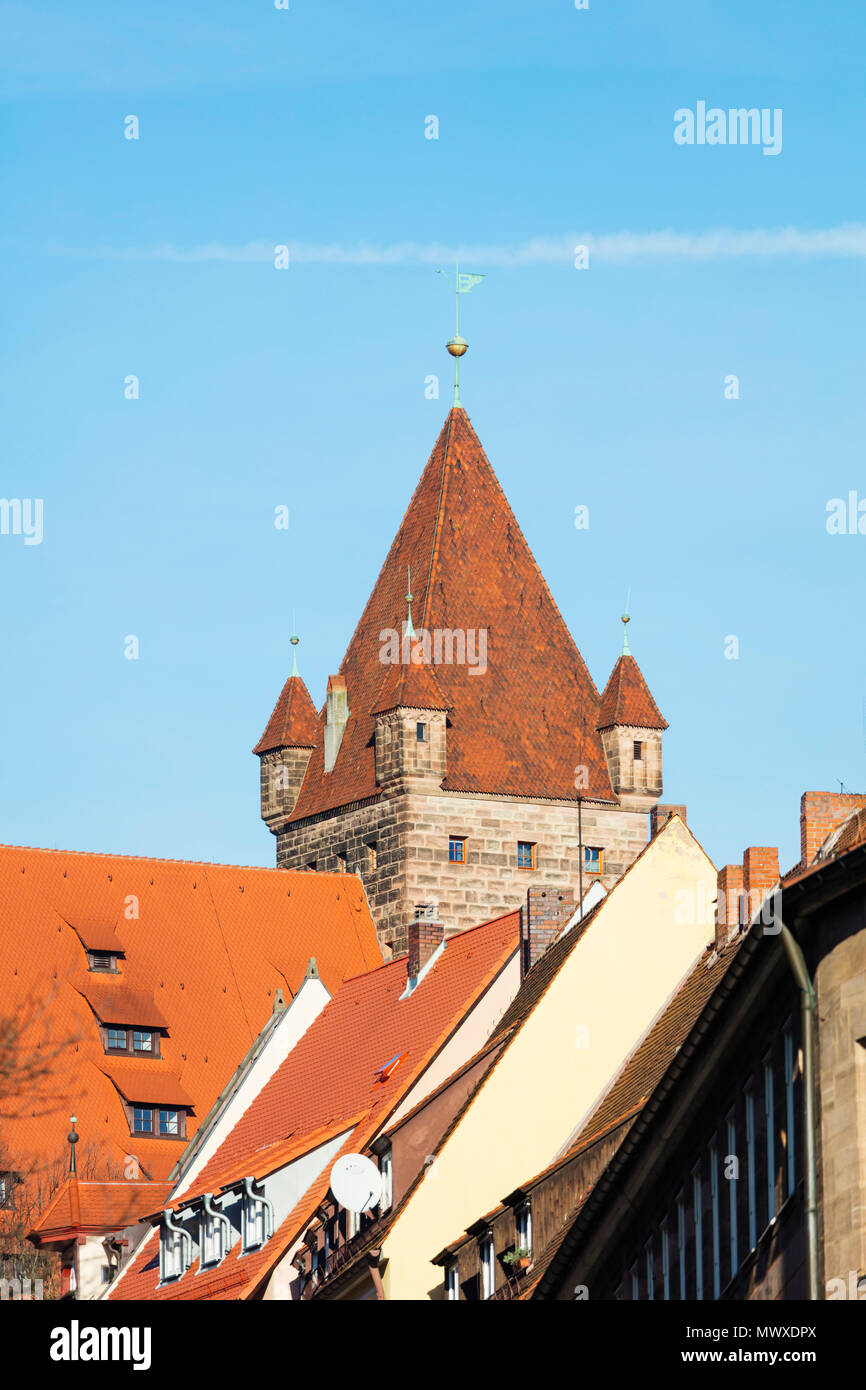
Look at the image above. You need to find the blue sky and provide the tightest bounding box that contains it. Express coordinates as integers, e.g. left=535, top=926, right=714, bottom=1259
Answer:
left=2, top=0, right=865, bottom=874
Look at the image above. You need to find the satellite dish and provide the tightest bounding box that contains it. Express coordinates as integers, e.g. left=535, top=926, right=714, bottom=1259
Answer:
left=329, top=1154, right=382, bottom=1214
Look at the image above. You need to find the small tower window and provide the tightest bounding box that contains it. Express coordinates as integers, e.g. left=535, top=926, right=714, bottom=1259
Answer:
left=337, top=853, right=347, bottom=874
left=416, top=722, right=426, bottom=742
left=584, top=846, right=603, bottom=876
left=634, top=740, right=643, bottom=761
left=517, top=841, right=536, bottom=870
left=368, top=843, right=377, bottom=871
left=449, top=836, right=466, bottom=864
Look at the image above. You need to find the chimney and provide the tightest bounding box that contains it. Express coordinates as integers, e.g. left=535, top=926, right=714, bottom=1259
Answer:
left=407, top=903, right=444, bottom=979
left=521, top=887, right=575, bottom=977
left=650, top=804, right=687, bottom=837
left=800, top=790, right=866, bottom=868
left=715, top=864, right=744, bottom=947
left=323, top=675, right=349, bottom=773
left=742, top=846, right=780, bottom=926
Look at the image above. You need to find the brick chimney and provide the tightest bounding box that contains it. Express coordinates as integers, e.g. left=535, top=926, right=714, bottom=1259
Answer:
left=716, top=864, right=744, bottom=947
left=407, top=903, right=444, bottom=978
left=742, top=846, right=780, bottom=925
left=650, top=804, right=687, bottom=837
left=521, top=887, right=575, bottom=977
left=800, top=791, right=866, bottom=868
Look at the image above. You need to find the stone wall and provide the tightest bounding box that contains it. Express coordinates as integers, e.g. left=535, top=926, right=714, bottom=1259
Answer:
left=276, top=786, right=650, bottom=955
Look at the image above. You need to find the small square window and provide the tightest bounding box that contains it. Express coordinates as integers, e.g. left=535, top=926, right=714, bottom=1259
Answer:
left=88, top=951, right=116, bottom=973
left=416, top=722, right=426, bottom=742
left=107, top=1028, right=127, bottom=1050
left=132, top=1030, right=152, bottom=1053
left=448, top=837, right=466, bottom=864
left=584, top=846, right=603, bottom=876
left=100, top=1266, right=113, bottom=1284
left=633, top=740, right=643, bottom=761
left=133, top=1107, right=153, bottom=1134
left=517, top=841, right=535, bottom=870
left=159, top=1109, right=179, bottom=1136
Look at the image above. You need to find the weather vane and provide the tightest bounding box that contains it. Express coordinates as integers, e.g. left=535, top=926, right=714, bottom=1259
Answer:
left=435, top=262, right=484, bottom=408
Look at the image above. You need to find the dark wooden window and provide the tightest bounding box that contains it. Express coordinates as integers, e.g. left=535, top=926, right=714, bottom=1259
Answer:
left=133, top=1106, right=153, bottom=1134
left=517, top=841, right=535, bottom=870
left=416, top=722, right=426, bottom=742
left=130, top=1106, right=187, bottom=1139
left=634, top=740, right=643, bottom=760
left=449, top=837, right=466, bottom=864
left=107, top=1028, right=127, bottom=1050
left=102, top=1026, right=160, bottom=1057
left=133, top=1030, right=154, bottom=1053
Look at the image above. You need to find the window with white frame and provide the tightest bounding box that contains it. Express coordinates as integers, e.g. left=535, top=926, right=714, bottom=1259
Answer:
left=480, top=1233, right=495, bottom=1300
left=445, top=1263, right=459, bottom=1301
left=516, top=1201, right=532, bottom=1256
left=379, top=1146, right=393, bottom=1213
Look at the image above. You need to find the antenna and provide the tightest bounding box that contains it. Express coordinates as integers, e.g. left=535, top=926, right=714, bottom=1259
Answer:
left=329, top=1154, right=382, bottom=1214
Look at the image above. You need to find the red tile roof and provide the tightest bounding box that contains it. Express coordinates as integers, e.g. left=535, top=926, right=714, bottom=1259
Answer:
left=112, top=909, right=520, bottom=1300
left=596, top=654, right=667, bottom=731
left=0, top=845, right=381, bottom=1195
left=29, top=1177, right=174, bottom=1243
left=253, top=675, right=318, bottom=754
left=97, top=1060, right=194, bottom=1108
left=370, top=646, right=452, bottom=715
left=283, top=408, right=616, bottom=820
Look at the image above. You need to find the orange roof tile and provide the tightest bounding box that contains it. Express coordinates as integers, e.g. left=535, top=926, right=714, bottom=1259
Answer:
left=0, top=845, right=381, bottom=1196
left=112, top=910, right=520, bottom=1300
left=253, top=675, right=318, bottom=754
left=370, top=648, right=451, bottom=715
left=596, top=653, right=667, bottom=731
left=97, top=1060, right=194, bottom=1108
left=30, top=1178, right=174, bottom=1242
left=74, top=980, right=169, bottom=1030
left=280, top=408, right=616, bottom=821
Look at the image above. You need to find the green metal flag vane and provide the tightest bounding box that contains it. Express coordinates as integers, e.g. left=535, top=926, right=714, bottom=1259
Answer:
left=435, top=263, right=485, bottom=408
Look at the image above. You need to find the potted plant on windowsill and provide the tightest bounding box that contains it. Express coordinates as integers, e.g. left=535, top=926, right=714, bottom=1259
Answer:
left=502, top=1246, right=531, bottom=1274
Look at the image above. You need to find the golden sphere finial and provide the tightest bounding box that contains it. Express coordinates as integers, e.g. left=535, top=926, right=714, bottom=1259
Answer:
left=446, top=335, right=468, bottom=358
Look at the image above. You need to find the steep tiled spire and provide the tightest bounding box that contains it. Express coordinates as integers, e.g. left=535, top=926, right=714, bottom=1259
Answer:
left=285, top=407, right=615, bottom=819
left=596, top=654, right=667, bottom=731
left=253, top=673, right=318, bottom=754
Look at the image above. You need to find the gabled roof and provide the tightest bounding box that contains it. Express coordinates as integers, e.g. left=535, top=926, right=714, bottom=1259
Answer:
left=0, top=845, right=381, bottom=1191
left=596, top=653, right=667, bottom=731
left=285, top=408, right=615, bottom=820
left=29, top=1177, right=174, bottom=1244
left=111, top=910, right=521, bottom=1300
left=253, top=674, right=318, bottom=753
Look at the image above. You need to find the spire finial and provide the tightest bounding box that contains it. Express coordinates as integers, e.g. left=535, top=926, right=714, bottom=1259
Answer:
left=436, top=263, right=484, bottom=408
left=67, top=1114, right=79, bottom=1175
left=621, top=586, right=632, bottom=656
left=405, top=566, right=416, bottom=639
left=289, top=610, right=300, bottom=678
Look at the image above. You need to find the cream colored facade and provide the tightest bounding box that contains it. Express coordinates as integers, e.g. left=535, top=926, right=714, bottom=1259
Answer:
left=376, top=816, right=717, bottom=1300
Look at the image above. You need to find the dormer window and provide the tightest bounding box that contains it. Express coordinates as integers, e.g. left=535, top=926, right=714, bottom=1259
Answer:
left=87, top=950, right=118, bottom=973
left=445, top=1262, right=459, bottom=1301
left=102, top=1026, right=160, bottom=1057
left=479, top=1232, right=495, bottom=1300
left=241, top=1180, right=274, bottom=1253
left=131, top=1106, right=187, bottom=1138
left=133, top=1029, right=153, bottom=1053
left=107, top=1028, right=127, bottom=1051
left=516, top=1201, right=532, bottom=1256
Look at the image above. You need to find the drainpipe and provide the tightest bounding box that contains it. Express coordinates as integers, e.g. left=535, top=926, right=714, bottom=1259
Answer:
left=161, top=1209, right=192, bottom=1280
left=242, top=1177, right=274, bottom=1243
left=777, top=915, right=820, bottom=1301
left=202, top=1193, right=232, bottom=1263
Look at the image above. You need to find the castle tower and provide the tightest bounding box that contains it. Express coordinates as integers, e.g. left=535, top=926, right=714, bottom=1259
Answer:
left=255, top=405, right=672, bottom=955
left=253, top=636, right=318, bottom=832
left=596, top=615, right=667, bottom=813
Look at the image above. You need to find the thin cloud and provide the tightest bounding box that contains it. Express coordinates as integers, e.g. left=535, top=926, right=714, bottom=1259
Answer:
left=50, top=225, right=866, bottom=266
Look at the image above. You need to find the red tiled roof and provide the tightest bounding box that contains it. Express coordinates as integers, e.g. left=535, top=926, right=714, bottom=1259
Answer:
left=253, top=675, right=318, bottom=754
left=112, top=910, right=520, bottom=1300
left=63, top=916, right=124, bottom=953
left=0, top=845, right=381, bottom=1193
left=74, top=981, right=169, bottom=1030
left=596, top=654, right=667, bottom=731
left=29, top=1178, right=174, bottom=1242
left=370, top=648, right=451, bottom=715
left=285, top=408, right=616, bottom=820
left=97, top=1060, right=194, bottom=1108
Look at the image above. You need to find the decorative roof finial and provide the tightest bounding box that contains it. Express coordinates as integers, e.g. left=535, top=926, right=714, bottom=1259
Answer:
left=436, top=263, right=484, bottom=409
left=290, top=610, right=300, bottom=678
left=621, top=586, right=632, bottom=656
left=405, top=566, right=416, bottom=640
left=67, top=1114, right=79, bottom=1175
